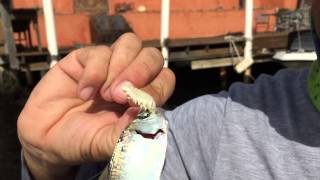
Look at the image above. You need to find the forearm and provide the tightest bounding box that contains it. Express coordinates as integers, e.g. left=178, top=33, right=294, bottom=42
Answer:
left=23, top=150, right=77, bottom=180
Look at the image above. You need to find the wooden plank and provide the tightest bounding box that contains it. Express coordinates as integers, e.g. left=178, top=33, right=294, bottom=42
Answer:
left=170, top=47, right=240, bottom=62
left=16, top=51, right=49, bottom=57
left=191, top=57, right=274, bottom=70
left=28, top=62, right=49, bottom=71
left=21, top=62, right=49, bottom=72
left=142, top=31, right=290, bottom=64
left=191, top=57, right=241, bottom=70
left=254, top=31, right=289, bottom=50
left=168, top=36, right=232, bottom=47
left=143, top=31, right=290, bottom=48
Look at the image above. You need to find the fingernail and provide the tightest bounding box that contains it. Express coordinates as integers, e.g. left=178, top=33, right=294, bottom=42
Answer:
left=80, top=86, right=95, bottom=101
left=113, top=81, right=132, bottom=104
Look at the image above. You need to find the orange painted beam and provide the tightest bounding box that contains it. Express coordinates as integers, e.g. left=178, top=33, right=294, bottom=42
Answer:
left=254, top=0, right=298, bottom=10
left=12, top=0, right=74, bottom=14
left=28, top=13, right=92, bottom=48
left=108, top=0, right=240, bottom=15
left=108, top=0, right=297, bottom=15
left=122, top=9, right=277, bottom=41
left=12, top=0, right=41, bottom=9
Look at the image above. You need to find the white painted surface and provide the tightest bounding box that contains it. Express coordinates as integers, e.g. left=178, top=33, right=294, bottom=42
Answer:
left=42, top=0, right=59, bottom=67
left=273, top=51, right=317, bottom=61
left=235, top=0, right=254, bottom=73
left=161, top=0, right=170, bottom=67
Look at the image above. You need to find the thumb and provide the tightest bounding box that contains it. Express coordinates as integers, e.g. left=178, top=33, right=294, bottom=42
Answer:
left=96, top=108, right=139, bottom=161
left=113, top=107, right=140, bottom=141
left=88, top=108, right=139, bottom=162
left=108, top=107, right=139, bottom=155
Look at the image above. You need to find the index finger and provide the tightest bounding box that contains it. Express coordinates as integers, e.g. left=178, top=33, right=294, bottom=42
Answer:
left=102, top=47, right=165, bottom=104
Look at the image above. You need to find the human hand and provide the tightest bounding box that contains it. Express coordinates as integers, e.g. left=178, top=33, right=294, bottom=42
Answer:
left=17, top=33, right=175, bottom=179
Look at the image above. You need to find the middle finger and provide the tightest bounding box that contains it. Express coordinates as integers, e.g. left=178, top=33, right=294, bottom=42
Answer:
left=101, top=33, right=142, bottom=94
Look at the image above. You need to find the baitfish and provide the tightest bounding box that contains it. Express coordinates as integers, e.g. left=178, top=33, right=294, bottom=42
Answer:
left=98, top=83, right=168, bottom=180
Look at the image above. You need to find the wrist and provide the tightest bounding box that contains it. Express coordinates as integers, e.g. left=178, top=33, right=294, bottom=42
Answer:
left=23, top=149, right=77, bottom=180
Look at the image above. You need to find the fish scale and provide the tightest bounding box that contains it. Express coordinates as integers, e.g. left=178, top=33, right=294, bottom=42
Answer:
left=99, top=84, right=168, bottom=180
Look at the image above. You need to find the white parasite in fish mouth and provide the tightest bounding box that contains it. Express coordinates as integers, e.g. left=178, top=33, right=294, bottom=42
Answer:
left=122, top=83, right=156, bottom=113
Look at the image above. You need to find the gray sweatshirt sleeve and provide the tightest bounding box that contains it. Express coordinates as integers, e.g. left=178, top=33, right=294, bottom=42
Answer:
left=21, top=152, right=32, bottom=180
left=161, top=94, right=227, bottom=179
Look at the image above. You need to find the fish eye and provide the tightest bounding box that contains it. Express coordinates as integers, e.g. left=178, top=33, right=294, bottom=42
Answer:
left=137, top=111, right=150, bottom=119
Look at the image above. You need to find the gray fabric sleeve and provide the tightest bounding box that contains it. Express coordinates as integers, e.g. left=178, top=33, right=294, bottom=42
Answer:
left=21, top=151, right=32, bottom=180
left=161, top=94, right=227, bottom=179
left=21, top=150, right=106, bottom=180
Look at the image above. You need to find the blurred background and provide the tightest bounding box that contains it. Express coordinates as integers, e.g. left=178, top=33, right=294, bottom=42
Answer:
left=0, top=0, right=315, bottom=179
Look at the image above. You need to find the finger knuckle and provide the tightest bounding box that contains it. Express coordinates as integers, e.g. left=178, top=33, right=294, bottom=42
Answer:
left=151, top=83, right=164, bottom=104
left=70, top=48, right=84, bottom=60
left=119, top=32, right=141, bottom=43
left=145, top=47, right=163, bottom=59
left=69, top=49, right=79, bottom=57
left=84, top=70, right=106, bottom=83
left=96, top=45, right=111, bottom=51
left=109, top=52, right=131, bottom=75
left=142, top=47, right=164, bottom=66
left=69, top=47, right=92, bottom=66
left=152, top=69, right=176, bottom=104
left=115, top=52, right=130, bottom=63
left=131, top=66, right=150, bottom=83
left=163, top=69, right=176, bottom=96
left=95, top=45, right=112, bottom=58
left=164, top=68, right=176, bottom=85
left=74, top=47, right=93, bottom=56
left=140, top=60, right=154, bottom=78
left=114, top=33, right=142, bottom=51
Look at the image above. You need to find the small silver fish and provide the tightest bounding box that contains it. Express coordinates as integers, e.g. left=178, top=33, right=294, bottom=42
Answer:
left=99, top=84, right=168, bottom=180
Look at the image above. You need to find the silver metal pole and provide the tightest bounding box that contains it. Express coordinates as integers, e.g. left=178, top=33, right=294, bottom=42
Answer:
left=42, top=0, right=59, bottom=68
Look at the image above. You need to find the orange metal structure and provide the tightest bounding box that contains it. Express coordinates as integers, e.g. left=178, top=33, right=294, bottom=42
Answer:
left=108, top=0, right=241, bottom=14
left=108, top=0, right=297, bottom=40
left=11, top=0, right=298, bottom=48
left=12, top=0, right=74, bottom=14
left=29, top=14, right=92, bottom=48
left=121, top=9, right=277, bottom=41
left=108, top=0, right=297, bottom=14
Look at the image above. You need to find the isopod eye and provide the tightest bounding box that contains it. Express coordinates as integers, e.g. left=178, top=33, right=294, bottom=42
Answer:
left=137, top=111, right=150, bottom=119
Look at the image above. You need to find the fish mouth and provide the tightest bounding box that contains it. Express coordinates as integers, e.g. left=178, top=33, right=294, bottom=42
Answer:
left=136, top=129, right=164, bottom=139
